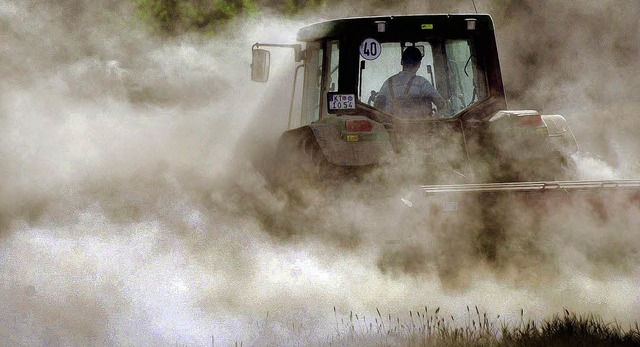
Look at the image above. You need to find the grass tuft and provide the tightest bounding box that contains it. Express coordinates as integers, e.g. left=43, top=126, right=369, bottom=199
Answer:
left=325, top=308, right=640, bottom=347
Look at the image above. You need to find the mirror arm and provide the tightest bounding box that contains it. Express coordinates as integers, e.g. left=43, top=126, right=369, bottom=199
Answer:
left=253, top=43, right=304, bottom=62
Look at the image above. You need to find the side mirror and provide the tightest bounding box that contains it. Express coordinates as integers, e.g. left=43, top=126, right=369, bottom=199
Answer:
left=251, top=49, right=270, bottom=82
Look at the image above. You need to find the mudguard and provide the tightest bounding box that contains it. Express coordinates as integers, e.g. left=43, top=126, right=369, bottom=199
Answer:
left=541, top=114, right=579, bottom=155
left=489, top=110, right=578, bottom=157
left=307, top=123, right=395, bottom=166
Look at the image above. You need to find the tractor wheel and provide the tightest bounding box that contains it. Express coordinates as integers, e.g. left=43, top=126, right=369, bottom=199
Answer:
left=534, top=152, right=578, bottom=181
left=273, top=128, right=333, bottom=190
left=300, top=132, right=350, bottom=182
left=298, top=128, right=358, bottom=183
left=273, top=127, right=367, bottom=194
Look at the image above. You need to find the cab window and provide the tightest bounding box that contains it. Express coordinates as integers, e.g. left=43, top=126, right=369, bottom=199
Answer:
left=445, top=39, right=487, bottom=114
left=359, top=42, right=436, bottom=105
left=319, top=40, right=339, bottom=117
left=358, top=39, right=488, bottom=118
left=301, top=41, right=323, bottom=124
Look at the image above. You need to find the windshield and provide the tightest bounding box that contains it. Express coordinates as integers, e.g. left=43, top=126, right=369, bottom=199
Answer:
left=358, top=39, right=487, bottom=118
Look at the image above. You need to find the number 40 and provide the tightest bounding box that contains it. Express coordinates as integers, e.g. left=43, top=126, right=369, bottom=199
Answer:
left=364, top=42, right=378, bottom=56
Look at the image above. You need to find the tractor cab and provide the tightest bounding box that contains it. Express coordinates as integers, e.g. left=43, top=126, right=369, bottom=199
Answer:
left=252, top=14, right=508, bottom=127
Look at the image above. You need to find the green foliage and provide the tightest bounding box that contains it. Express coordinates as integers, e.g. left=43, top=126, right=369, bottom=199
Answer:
left=284, top=0, right=327, bottom=15
left=134, top=0, right=260, bottom=35
left=134, top=0, right=336, bottom=35
left=134, top=0, right=178, bottom=33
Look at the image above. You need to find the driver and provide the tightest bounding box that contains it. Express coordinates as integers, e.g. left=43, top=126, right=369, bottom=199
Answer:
left=374, top=46, right=446, bottom=117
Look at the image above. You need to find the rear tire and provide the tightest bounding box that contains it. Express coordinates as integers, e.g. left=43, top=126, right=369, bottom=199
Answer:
left=272, top=127, right=335, bottom=190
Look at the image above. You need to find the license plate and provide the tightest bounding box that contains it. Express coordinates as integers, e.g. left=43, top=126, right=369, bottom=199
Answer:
left=328, top=94, right=356, bottom=110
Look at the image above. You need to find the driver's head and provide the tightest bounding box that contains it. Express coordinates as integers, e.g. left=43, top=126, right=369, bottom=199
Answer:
left=401, top=46, right=422, bottom=69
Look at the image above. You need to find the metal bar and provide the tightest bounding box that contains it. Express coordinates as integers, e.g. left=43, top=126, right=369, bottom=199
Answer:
left=421, top=180, right=640, bottom=193
left=254, top=43, right=299, bottom=48
left=253, top=43, right=303, bottom=62
left=287, top=64, right=304, bottom=129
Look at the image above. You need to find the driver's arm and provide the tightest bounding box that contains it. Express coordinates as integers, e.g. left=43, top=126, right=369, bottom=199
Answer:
left=374, top=78, right=392, bottom=111
left=432, top=94, right=446, bottom=110
left=420, top=80, right=446, bottom=110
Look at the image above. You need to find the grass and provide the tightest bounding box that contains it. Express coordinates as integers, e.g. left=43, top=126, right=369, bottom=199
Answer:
left=322, top=307, right=640, bottom=346
left=214, top=307, right=639, bottom=346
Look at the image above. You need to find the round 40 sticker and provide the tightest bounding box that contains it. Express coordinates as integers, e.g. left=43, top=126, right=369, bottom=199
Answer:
left=360, top=38, right=381, bottom=60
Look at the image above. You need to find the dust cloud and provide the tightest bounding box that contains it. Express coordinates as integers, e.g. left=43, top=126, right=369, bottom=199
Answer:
left=1, top=0, right=639, bottom=346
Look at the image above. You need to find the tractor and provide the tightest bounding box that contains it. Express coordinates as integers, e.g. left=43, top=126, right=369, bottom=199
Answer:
left=250, top=14, right=640, bottom=226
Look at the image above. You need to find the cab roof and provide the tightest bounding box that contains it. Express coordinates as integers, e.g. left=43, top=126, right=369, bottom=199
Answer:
left=297, top=14, right=495, bottom=42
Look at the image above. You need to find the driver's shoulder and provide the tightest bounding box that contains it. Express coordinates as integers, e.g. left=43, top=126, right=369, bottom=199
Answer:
left=414, top=75, right=430, bottom=85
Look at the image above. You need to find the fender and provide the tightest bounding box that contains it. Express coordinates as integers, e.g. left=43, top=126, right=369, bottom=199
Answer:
left=488, top=110, right=578, bottom=156
left=540, top=114, right=579, bottom=155
left=304, top=117, right=396, bottom=166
